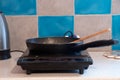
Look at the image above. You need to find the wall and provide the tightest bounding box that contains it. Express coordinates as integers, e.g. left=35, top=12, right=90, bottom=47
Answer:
left=0, top=0, right=120, bottom=51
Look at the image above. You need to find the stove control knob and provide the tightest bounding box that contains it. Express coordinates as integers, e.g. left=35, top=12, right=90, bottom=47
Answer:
left=35, top=56, right=39, bottom=60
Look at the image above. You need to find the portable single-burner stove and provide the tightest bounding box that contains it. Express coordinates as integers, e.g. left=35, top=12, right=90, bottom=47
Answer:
left=17, top=50, right=93, bottom=75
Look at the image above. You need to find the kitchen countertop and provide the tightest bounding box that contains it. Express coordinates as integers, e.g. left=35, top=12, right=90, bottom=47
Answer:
left=0, top=52, right=120, bottom=80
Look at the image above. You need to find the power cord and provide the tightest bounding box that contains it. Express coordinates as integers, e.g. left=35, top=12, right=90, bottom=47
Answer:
left=10, top=50, right=25, bottom=54
left=103, top=51, right=120, bottom=59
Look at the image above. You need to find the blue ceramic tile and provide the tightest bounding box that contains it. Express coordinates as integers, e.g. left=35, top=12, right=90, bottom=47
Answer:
left=112, top=15, right=120, bottom=50
left=75, top=0, right=111, bottom=14
left=0, top=0, right=36, bottom=15
left=38, top=16, right=74, bottom=37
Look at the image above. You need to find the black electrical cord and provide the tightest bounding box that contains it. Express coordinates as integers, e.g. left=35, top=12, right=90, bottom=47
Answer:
left=10, top=50, right=25, bottom=54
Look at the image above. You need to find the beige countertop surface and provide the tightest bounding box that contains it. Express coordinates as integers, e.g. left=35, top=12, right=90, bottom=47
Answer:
left=0, top=52, right=120, bottom=80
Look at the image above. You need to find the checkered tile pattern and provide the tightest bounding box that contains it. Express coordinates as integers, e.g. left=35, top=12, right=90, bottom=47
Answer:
left=0, top=0, right=120, bottom=50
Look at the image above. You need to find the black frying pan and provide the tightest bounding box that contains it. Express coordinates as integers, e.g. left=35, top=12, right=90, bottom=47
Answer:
left=26, top=37, right=118, bottom=54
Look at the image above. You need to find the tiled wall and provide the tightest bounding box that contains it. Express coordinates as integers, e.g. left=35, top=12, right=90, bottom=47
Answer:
left=0, top=0, right=120, bottom=51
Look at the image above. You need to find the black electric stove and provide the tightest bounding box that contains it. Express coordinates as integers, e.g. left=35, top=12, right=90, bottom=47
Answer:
left=17, top=50, right=93, bottom=74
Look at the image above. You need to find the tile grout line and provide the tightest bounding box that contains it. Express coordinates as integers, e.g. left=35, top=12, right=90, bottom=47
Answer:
left=73, top=0, right=75, bottom=33
left=36, top=0, right=39, bottom=37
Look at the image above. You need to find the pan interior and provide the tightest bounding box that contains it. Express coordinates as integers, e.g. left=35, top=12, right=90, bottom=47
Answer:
left=27, top=37, right=79, bottom=44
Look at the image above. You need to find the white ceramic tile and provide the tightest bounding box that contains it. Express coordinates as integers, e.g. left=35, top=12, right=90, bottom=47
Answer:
left=37, top=0, right=74, bottom=15
left=75, top=15, right=112, bottom=51
left=112, top=0, right=120, bottom=14
left=6, top=16, right=38, bottom=51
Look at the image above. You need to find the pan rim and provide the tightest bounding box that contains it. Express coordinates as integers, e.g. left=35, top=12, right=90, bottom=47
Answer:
left=26, top=37, right=81, bottom=45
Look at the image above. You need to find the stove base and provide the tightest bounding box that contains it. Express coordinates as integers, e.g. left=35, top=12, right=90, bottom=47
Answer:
left=17, top=51, right=93, bottom=75
left=25, top=69, right=86, bottom=75
left=19, top=62, right=90, bottom=74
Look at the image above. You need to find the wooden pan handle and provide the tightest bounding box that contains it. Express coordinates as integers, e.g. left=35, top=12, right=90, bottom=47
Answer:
left=72, top=28, right=111, bottom=43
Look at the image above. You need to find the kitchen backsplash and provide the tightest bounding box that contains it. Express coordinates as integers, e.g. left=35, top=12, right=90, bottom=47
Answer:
left=0, top=0, right=120, bottom=51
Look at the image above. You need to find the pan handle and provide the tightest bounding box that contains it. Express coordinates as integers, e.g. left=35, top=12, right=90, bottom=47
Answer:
left=72, top=39, right=119, bottom=52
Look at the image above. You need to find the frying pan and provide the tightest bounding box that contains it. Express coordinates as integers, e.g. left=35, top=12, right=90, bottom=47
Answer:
left=26, top=37, right=118, bottom=54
